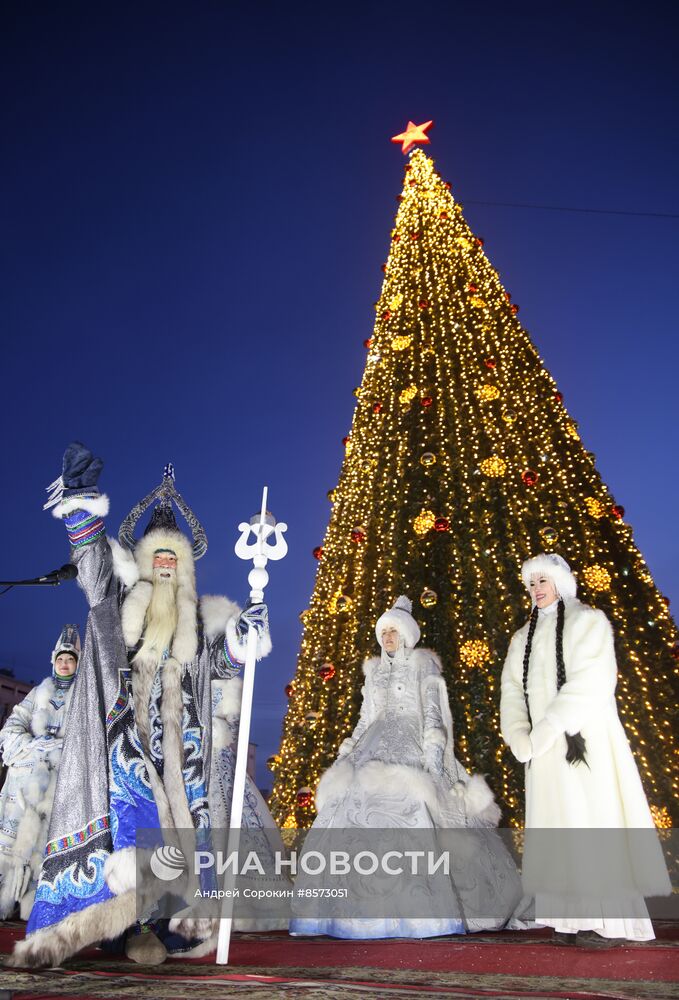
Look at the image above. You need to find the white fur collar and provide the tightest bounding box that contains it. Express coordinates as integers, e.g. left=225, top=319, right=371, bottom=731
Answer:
left=120, top=590, right=240, bottom=663
left=362, top=647, right=443, bottom=676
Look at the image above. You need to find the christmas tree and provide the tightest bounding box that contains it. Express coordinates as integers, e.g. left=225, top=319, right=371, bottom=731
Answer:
left=270, top=122, right=678, bottom=830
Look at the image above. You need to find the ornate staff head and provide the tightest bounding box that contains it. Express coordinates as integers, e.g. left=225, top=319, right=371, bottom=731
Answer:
left=118, top=463, right=208, bottom=560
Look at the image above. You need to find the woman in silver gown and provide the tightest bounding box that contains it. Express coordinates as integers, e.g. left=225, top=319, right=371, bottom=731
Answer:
left=290, top=596, right=527, bottom=939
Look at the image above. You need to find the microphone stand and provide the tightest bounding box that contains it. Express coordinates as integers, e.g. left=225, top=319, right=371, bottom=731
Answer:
left=0, top=566, right=78, bottom=595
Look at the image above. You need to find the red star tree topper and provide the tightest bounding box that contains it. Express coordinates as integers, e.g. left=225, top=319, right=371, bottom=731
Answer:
left=391, top=119, right=434, bottom=154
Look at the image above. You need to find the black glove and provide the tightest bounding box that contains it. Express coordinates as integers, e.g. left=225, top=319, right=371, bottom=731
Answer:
left=62, top=442, right=104, bottom=491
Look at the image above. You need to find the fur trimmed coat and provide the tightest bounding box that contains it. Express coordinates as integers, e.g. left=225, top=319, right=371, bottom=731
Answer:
left=11, top=521, right=246, bottom=968
left=0, top=677, right=74, bottom=918
left=500, top=599, right=670, bottom=899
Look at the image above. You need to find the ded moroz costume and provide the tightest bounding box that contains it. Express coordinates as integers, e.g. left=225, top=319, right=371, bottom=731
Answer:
left=8, top=443, right=272, bottom=968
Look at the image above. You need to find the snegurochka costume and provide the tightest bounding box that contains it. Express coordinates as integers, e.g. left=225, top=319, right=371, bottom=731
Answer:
left=501, top=553, right=671, bottom=942
left=290, top=596, right=527, bottom=939
left=0, top=626, right=80, bottom=919
left=9, top=443, right=271, bottom=968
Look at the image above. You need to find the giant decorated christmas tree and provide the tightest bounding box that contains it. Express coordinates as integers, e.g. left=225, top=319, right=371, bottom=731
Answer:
left=270, top=122, right=678, bottom=830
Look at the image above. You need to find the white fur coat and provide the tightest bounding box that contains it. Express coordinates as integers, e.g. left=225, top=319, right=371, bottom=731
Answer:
left=501, top=599, right=670, bottom=897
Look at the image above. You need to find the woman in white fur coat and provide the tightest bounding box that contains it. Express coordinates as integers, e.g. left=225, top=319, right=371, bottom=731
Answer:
left=500, top=553, right=671, bottom=946
left=290, top=596, right=526, bottom=939
left=0, top=625, right=79, bottom=920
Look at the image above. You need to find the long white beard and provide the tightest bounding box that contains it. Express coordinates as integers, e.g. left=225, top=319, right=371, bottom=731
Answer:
left=134, top=571, right=178, bottom=663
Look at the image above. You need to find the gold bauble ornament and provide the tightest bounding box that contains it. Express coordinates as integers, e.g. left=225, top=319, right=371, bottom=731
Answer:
left=459, top=639, right=492, bottom=667
left=540, top=526, right=559, bottom=547
left=391, top=334, right=413, bottom=351
left=582, top=564, right=611, bottom=591
left=420, top=452, right=437, bottom=467
left=399, top=383, right=418, bottom=405
left=475, top=383, right=500, bottom=402
left=336, top=594, right=353, bottom=614
left=584, top=497, right=606, bottom=519
left=479, top=456, right=507, bottom=477
left=420, top=587, right=438, bottom=608
left=413, top=509, right=436, bottom=535
left=305, top=712, right=321, bottom=729
left=502, top=408, right=517, bottom=425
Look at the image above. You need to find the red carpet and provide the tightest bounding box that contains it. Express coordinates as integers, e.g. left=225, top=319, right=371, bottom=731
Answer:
left=1, top=922, right=678, bottom=999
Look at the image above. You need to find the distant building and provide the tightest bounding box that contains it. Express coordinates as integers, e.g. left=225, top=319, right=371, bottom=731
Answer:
left=0, top=671, right=33, bottom=728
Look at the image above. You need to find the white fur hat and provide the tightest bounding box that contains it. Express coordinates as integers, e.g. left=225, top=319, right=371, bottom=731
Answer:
left=521, top=553, right=577, bottom=603
left=375, top=595, right=421, bottom=649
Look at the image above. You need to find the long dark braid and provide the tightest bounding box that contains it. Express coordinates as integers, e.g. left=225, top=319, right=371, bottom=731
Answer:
left=522, top=606, right=539, bottom=729
left=523, top=599, right=588, bottom=767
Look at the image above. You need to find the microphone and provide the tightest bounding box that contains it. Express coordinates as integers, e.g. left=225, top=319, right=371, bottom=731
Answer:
left=37, top=564, right=79, bottom=583
left=0, top=564, right=79, bottom=588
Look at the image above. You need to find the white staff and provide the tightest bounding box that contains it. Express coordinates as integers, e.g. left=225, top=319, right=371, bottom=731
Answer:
left=216, top=487, right=288, bottom=965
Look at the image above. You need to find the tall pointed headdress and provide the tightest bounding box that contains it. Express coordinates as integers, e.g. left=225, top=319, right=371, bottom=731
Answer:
left=51, top=624, right=81, bottom=665
left=118, top=463, right=208, bottom=560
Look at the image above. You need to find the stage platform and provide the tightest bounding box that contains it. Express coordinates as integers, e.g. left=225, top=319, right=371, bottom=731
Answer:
left=1, top=922, right=678, bottom=999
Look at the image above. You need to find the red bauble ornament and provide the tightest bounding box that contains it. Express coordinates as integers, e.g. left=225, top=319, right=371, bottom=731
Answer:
left=296, top=789, right=314, bottom=808
left=434, top=517, right=450, bottom=532
left=610, top=504, right=625, bottom=520
left=410, top=231, right=419, bottom=240
left=504, top=292, right=511, bottom=302
left=382, top=309, right=392, bottom=320
left=381, top=263, right=387, bottom=272
left=554, top=391, right=563, bottom=403
left=661, top=596, right=670, bottom=607
left=439, top=211, right=448, bottom=219
left=318, top=663, right=336, bottom=682
left=372, top=402, right=383, bottom=414
left=522, top=469, right=539, bottom=487
left=419, top=299, right=429, bottom=310
left=351, top=528, right=366, bottom=543
left=409, top=179, right=417, bottom=187
left=420, top=395, right=433, bottom=408
left=342, top=436, right=350, bottom=446
left=363, top=337, right=373, bottom=349
left=671, top=643, right=679, bottom=662
left=284, top=683, right=294, bottom=698
left=393, top=233, right=401, bottom=242
left=484, top=356, right=496, bottom=369
left=475, top=237, right=485, bottom=247
left=511, top=303, right=519, bottom=315
left=444, top=181, right=451, bottom=190
left=396, top=195, right=404, bottom=202
left=467, top=283, right=479, bottom=293
left=312, top=546, right=323, bottom=560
